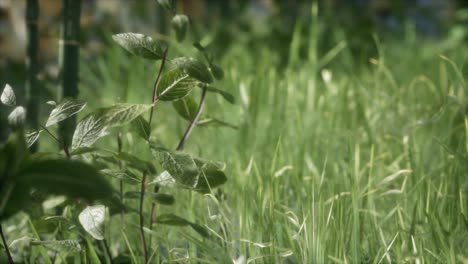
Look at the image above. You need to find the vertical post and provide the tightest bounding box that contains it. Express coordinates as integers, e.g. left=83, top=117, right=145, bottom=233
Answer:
left=58, top=0, right=81, bottom=148
left=26, top=0, right=39, bottom=152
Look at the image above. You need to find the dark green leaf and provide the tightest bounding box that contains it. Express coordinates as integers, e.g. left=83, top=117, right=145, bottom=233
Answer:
left=112, top=33, right=166, bottom=60
left=157, top=68, right=198, bottom=101
left=210, top=64, right=224, bottom=80
left=155, top=213, right=191, bottom=226
left=45, top=98, right=86, bottom=127
left=172, top=57, right=212, bottom=83
left=189, top=223, right=210, bottom=238
left=72, top=104, right=152, bottom=149
left=79, top=205, right=106, bottom=240
left=171, top=14, right=189, bottom=42
left=101, top=169, right=140, bottom=185
left=31, top=240, right=81, bottom=253
left=205, top=86, right=234, bottom=104
left=34, top=216, right=70, bottom=233
left=8, top=106, right=26, bottom=128
left=1, top=83, right=16, bottom=106
left=131, top=116, right=151, bottom=141
left=26, top=130, right=42, bottom=148
left=172, top=95, right=198, bottom=121
left=17, top=158, right=114, bottom=201
left=124, top=191, right=175, bottom=205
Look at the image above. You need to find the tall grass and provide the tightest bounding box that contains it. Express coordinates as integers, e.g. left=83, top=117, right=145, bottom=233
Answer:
left=9, top=12, right=463, bottom=263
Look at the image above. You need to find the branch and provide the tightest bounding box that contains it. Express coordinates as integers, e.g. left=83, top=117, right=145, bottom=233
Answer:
left=0, top=224, right=14, bottom=263
left=148, top=47, right=169, bottom=127
left=176, top=85, right=208, bottom=151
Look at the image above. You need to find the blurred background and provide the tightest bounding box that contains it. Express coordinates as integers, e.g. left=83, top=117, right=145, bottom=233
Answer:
left=0, top=0, right=467, bottom=140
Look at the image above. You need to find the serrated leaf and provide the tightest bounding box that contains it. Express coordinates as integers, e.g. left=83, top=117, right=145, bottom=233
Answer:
left=31, top=239, right=81, bottom=253
left=172, top=95, right=198, bottom=121
left=171, top=14, right=189, bottom=42
left=158, top=68, right=198, bottom=101
left=124, top=191, right=175, bottom=205
left=72, top=104, right=152, bottom=149
left=210, top=64, right=224, bottom=80
left=131, top=116, right=151, bottom=140
left=79, top=205, right=106, bottom=240
left=46, top=98, right=87, bottom=127
left=206, top=86, right=234, bottom=104
left=8, top=106, right=26, bottom=128
left=101, top=169, right=140, bottom=185
left=1, top=83, right=16, bottom=106
left=155, top=213, right=191, bottom=226
left=26, top=130, right=42, bottom=148
left=172, top=57, right=212, bottom=83
left=112, top=33, right=166, bottom=60
left=17, top=158, right=114, bottom=201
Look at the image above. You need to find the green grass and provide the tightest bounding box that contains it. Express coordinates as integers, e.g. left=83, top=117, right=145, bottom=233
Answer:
left=3, top=19, right=468, bottom=264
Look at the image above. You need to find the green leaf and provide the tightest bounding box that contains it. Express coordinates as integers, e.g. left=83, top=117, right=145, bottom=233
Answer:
left=171, top=14, right=189, bottom=42
left=157, top=0, right=174, bottom=12
left=85, top=236, right=101, bottom=263
left=8, top=106, right=26, bottom=128
left=155, top=214, right=209, bottom=237
left=197, top=118, right=238, bottom=129
left=158, top=68, right=198, bottom=101
left=26, top=130, right=42, bottom=148
left=116, top=152, right=156, bottom=174
left=124, top=191, right=175, bottom=205
left=100, top=169, right=140, bottom=185
left=189, top=223, right=210, bottom=238
left=155, top=213, right=191, bottom=226
left=205, top=86, right=235, bottom=104
left=192, top=157, right=227, bottom=193
left=34, top=216, right=70, bottom=233
left=172, top=57, right=213, bottom=83
left=72, top=104, right=152, bottom=149
left=70, top=147, right=101, bottom=156
left=1, top=83, right=16, bottom=106
left=131, top=116, right=151, bottom=141
left=31, top=240, right=81, bottom=253
left=172, top=95, right=198, bottom=121
left=79, top=205, right=106, bottom=240
left=150, top=147, right=227, bottom=193
left=210, top=64, right=224, bottom=80
left=17, top=158, right=114, bottom=201
left=45, top=98, right=87, bottom=127
left=112, top=33, right=166, bottom=60
left=151, top=147, right=199, bottom=187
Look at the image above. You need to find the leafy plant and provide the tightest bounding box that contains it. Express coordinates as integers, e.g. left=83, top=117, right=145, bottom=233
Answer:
left=0, top=0, right=233, bottom=262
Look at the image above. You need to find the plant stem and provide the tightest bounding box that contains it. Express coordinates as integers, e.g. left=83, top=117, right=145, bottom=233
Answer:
left=25, top=0, right=39, bottom=152
left=58, top=0, right=81, bottom=149
left=148, top=48, right=169, bottom=127
left=39, top=125, right=70, bottom=158
left=176, top=85, right=208, bottom=151
left=139, top=171, right=148, bottom=264
left=0, top=224, right=14, bottom=264
left=102, top=239, right=113, bottom=264
left=117, top=131, right=125, bottom=229
left=148, top=185, right=159, bottom=246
